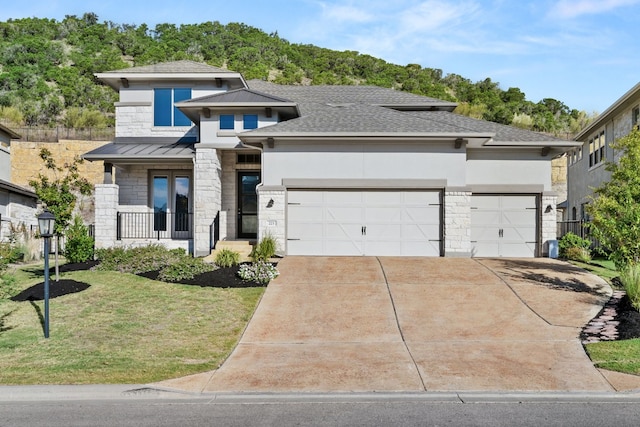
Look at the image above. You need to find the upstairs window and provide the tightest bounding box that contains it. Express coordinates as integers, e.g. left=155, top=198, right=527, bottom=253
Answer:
left=154, top=88, right=192, bottom=127
left=220, top=114, right=235, bottom=130
left=588, top=130, right=605, bottom=168
left=243, top=114, right=258, bottom=130
left=633, top=106, right=639, bottom=129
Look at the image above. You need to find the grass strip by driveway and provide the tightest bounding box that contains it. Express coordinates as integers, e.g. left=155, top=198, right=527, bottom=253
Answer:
left=586, top=339, right=640, bottom=375
left=0, top=264, right=264, bottom=385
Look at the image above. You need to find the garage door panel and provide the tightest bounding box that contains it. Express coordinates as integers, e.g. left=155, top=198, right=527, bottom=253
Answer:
left=287, top=190, right=442, bottom=256
left=471, top=194, right=538, bottom=258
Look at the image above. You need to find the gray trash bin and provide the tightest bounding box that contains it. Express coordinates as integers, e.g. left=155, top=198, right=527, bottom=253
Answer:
left=548, top=240, right=559, bottom=259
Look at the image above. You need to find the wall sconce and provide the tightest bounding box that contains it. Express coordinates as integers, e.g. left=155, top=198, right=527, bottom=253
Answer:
left=545, top=204, right=554, bottom=213
left=267, top=199, right=274, bottom=208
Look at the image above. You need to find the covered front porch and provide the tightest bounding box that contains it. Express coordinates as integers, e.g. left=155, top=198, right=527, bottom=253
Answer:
left=87, top=140, right=262, bottom=256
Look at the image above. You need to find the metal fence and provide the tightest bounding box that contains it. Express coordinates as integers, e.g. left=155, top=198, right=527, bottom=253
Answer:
left=557, top=219, right=603, bottom=251
left=1, top=121, right=114, bottom=142
left=117, top=212, right=193, bottom=240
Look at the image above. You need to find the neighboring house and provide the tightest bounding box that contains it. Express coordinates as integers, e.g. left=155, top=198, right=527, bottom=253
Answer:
left=567, top=82, right=640, bottom=221
left=84, top=60, right=579, bottom=258
left=0, top=123, right=38, bottom=240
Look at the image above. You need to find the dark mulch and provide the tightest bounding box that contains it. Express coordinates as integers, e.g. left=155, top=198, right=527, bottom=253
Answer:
left=138, top=263, right=265, bottom=288
left=615, top=295, right=640, bottom=340
left=10, top=279, right=91, bottom=301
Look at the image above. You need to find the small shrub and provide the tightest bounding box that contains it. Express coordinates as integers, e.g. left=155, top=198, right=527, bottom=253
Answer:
left=157, top=256, right=216, bottom=282
left=95, top=244, right=182, bottom=274
left=564, top=246, right=592, bottom=263
left=559, top=232, right=592, bottom=260
left=215, top=248, right=240, bottom=268
left=0, top=242, right=22, bottom=264
left=251, top=235, right=278, bottom=262
left=64, top=216, right=94, bottom=263
left=238, top=261, right=279, bottom=285
left=0, top=272, right=18, bottom=300
left=619, top=264, right=640, bottom=311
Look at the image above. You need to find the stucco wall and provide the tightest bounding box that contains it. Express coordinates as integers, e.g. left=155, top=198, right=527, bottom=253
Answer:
left=466, top=149, right=552, bottom=190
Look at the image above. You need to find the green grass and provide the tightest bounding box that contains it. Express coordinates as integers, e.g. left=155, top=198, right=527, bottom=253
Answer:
left=570, top=258, right=619, bottom=285
left=0, top=262, right=264, bottom=385
left=586, top=339, right=640, bottom=375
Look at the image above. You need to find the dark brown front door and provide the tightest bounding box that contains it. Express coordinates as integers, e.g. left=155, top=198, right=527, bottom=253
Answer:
left=237, top=171, right=260, bottom=238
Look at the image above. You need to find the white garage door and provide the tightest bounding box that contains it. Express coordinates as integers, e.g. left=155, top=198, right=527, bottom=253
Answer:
left=287, top=190, right=442, bottom=256
left=471, top=194, right=538, bottom=257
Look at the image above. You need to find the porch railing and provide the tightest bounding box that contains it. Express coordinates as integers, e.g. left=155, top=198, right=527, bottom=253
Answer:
left=117, top=212, right=193, bottom=240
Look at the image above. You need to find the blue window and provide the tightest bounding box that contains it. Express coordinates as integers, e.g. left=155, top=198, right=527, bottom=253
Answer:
left=220, top=114, right=235, bottom=130
left=243, top=114, right=258, bottom=130
left=154, top=88, right=192, bottom=127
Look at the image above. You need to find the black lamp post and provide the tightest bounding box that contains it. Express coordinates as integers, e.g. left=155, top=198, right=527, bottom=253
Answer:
left=37, top=210, right=55, bottom=338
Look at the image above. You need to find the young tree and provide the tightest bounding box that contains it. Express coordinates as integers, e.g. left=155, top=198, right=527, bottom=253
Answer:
left=587, top=128, right=640, bottom=269
left=28, top=148, right=93, bottom=280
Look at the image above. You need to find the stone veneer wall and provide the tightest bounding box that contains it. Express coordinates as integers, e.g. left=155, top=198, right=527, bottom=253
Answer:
left=443, top=189, right=472, bottom=257
left=194, top=147, right=222, bottom=256
left=94, top=184, right=119, bottom=249
left=541, top=192, right=558, bottom=257
left=10, top=140, right=108, bottom=187
left=257, top=186, right=286, bottom=255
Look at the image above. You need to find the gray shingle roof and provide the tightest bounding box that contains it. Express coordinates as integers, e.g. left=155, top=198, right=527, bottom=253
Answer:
left=247, top=80, right=457, bottom=109
left=184, top=88, right=294, bottom=104
left=101, top=60, right=232, bottom=74
left=407, top=111, right=566, bottom=142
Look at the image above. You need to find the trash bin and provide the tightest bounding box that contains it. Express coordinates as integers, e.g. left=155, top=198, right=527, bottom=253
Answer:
left=548, top=240, right=559, bottom=259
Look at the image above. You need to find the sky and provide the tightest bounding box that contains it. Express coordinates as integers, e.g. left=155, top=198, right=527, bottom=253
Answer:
left=1, top=0, right=639, bottom=114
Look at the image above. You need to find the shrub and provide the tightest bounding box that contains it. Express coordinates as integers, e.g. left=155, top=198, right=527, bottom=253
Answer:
left=157, top=256, right=216, bottom=282
left=0, top=242, right=22, bottom=264
left=559, top=232, right=592, bottom=261
left=619, top=264, right=640, bottom=311
left=238, top=261, right=279, bottom=285
left=64, top=216, right=95, bottom=263
left=215, top=248, right=240, bottom=268
left=0, top=272, right=17, bottom=300
left=564, top=246, right=592, bottom=263
left=251, top=235, right=278, bottom=262
left=95, top=244, right=182, bottom=274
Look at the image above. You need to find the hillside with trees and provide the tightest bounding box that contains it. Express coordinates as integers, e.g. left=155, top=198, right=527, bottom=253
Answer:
left=0, top=13, right=594, bottom=136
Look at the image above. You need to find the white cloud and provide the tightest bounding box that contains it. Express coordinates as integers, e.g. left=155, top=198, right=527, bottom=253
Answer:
left=549, top=0, right=640, bottom=19
left=399, top=0, right=480, bottom=33
left=321, top=4, right=374, bottom=23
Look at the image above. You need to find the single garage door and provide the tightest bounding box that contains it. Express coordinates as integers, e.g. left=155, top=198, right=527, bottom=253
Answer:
left=470, top=194, right=538, bottom=257
left=287, top=190, right=442, bottom=256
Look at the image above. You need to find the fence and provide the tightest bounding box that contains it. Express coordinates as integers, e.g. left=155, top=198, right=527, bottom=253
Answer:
left=557, top=219, right=602, bottom=251
left=1, top=121, right=114, bottom=142
left=117, top=212, right=193, bottom=240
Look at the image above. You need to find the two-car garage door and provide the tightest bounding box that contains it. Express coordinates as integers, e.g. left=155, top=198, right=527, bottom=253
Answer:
left=287, top=190, right=442, bottom=256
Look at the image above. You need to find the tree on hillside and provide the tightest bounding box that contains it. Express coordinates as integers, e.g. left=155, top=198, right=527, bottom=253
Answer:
left=587, top=128, right=640, bottom=269
left=28, top=148, right=93, bottom=280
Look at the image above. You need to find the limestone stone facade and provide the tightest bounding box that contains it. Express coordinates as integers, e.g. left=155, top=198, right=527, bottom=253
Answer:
left=443, top=189, right=472, bottom=257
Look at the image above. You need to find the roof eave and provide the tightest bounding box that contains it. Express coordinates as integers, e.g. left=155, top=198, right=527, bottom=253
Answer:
left=575, top=81, right=640, bottom=140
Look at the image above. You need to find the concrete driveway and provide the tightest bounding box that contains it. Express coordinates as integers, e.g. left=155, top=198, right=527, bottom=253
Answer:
left=155, top=257, right=640, bottom=393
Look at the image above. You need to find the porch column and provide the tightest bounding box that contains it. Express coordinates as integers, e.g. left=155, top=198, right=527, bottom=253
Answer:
left=257, top=186, right=285, bottom=256
left=193, top=146, right=222, bottom=257
left=94, top=184, right=119, bottom=249
left=444, top=188, right=472, bottom=257
left=541, top=192, right=558, bottom=257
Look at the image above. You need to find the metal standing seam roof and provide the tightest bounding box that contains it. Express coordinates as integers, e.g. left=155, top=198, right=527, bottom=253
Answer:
left=83, top=140, right=195, bottom=162
left=0, top=179, right=37, bottom=199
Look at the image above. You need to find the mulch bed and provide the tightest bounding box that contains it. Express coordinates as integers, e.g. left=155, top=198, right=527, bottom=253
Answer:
left=612, top=294, right=640, bottom=340
left=11, top=279, right=91, bottom=301
left=137, top=263, right=264, bottom=288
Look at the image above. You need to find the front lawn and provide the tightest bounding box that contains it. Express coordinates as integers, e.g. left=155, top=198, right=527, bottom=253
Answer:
left=0, top=262, right=264, bottom=385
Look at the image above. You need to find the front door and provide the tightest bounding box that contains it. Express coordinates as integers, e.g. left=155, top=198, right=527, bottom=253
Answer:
left=237, top=171, right=261, bottom=238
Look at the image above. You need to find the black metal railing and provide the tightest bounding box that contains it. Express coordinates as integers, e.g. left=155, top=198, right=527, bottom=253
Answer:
left=557, top=219, right=602, bottom=251
left=117, top=212, right=193, bottom=240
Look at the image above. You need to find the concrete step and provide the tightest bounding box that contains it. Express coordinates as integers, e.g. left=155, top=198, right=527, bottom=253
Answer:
left=203, top=240, right=255, bottom=263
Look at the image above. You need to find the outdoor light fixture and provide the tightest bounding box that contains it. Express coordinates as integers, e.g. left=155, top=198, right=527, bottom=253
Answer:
left=267, top=198, right=274, bottom=208
left=37, top=209, right=56, bottom=339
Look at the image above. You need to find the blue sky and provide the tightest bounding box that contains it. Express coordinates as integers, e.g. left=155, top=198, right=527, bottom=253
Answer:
left=2, top=0, right=639, bottom=113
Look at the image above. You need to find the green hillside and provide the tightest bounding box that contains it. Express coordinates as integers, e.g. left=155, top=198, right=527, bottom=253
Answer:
left=0, top=12, right=593, bottom=135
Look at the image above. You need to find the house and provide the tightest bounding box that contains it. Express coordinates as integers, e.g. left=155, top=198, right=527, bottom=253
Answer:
left=0, top=123, right=38, bottom=240
left=567, top=82, right=640, bottom=221
left=84, top=60, right=579, bottom=258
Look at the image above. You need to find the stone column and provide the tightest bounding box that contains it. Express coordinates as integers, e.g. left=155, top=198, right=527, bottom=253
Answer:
left=94, top=184, right=119, bottom=249
left=257, top=186, right=286, bottom=256
left=541, top=192, right=558, bottom=257
left=444, top=188, right=472, bottom=257
left=193, top=147, right=222, bottom=257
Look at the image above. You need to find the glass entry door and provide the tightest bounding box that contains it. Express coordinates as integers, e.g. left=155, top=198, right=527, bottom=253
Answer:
left=237, top=171, right=260, bottom=238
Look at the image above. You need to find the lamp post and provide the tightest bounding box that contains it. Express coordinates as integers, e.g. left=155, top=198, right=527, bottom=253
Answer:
left=37, top=210, right=55, bottom=339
